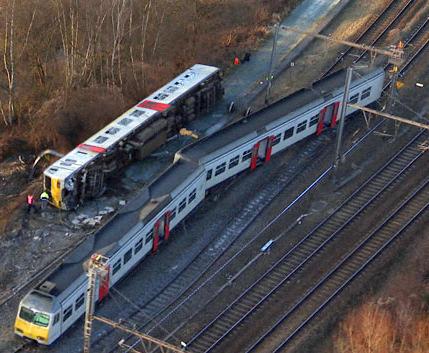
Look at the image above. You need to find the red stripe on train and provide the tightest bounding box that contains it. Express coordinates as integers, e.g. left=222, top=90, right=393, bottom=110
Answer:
left=137, top=100, right=171, bottom=112
left=78, top=144, right=107, bottom=153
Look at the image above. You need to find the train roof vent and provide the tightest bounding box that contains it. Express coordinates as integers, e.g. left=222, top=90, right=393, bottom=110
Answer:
left=39, top=281, right=56, bottom=294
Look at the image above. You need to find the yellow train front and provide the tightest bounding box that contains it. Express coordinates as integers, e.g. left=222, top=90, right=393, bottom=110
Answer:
left=15, top=290, right=61, bottom=345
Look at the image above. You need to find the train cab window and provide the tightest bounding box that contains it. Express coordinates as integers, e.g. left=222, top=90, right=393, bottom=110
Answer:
left=349, top=93, right=359, bottom=104
left=206, top=169, right=213, bottom=181
left=309, top=115, right=319, bottom=127
left=272, top=134, right=281, bottom=146
left=145, top=230, right=153, bottom=244
left=361, top=87, right=371, bottom=100
left=75, top=293, right=85, bottom=310
left=178, top=198, right=187, bottom=213
left=53, top=313, right=60, bottom=325
left=63, top=306, right=73, bottom=322
left=134, top=238, right=143, bottom=254
left=189, top=189, right=197, bottom=203
left=229, top=156, right=240, bottom=169
left=242, top=149, right=252, bottom=161
left=124, top=249, right=132, bottom=264
left=215, top=162, right=226, bottom=176
left=283, top=127, right=294, bottom=140
left=297, top=121, right=307, bottom=133
left=112, top=259, right=121, bottom=275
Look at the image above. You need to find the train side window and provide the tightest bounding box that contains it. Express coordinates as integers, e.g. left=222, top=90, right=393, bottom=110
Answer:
left=170, top=209, right=177, bottom=220
left=94, top=136, right=108, bottom=144
left=272, top=133, right=281, bottom=146
left=134, top=238, right=143, bottom=254
left=63, top=306, right=73, bottom=322
left=206, top=169, right=213, bottom=181
left=112, top=259, right=121, bottom=275
left=215, top=162, right=226, bottom=176
left=361, top=87, right=371, bottom=100
left=123, top=249, right=132, bottom=264
left=189, top=189, right=197, bottom=203
left=309, top=115, right=319, bottom=127
left=297, top=121, right=307, bottom=133
left=242, top=149, right=252, bottom=161
left=145, top=230, right=153, bottom=244
left=105, top=127, right=120, bottom=135
left=283, top=127, right=294, bottom=140
left=229, top=156, right=239, bottom=168
left=349, top=93, right=359, bottom=104
left=118, top=117, right=133, bottom=126
left=75, top=293, right=85, bottom=310
left=130, top=110, right=144, bottom=117
left=53, top=313, right=60, bottom=325
left=178, top=198, right=187, bottom=213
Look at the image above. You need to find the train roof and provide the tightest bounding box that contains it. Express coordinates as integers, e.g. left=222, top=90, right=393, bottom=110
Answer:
left=179, top=66, right=385, bottom=163
left=38, top=160, right=201, bottom=299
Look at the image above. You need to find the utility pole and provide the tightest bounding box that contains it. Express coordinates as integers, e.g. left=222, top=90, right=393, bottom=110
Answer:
left=333, top=67, right=353, bottom=173
left=265, top=22, right=280, bottom=104
left=83, top=254, right=109, bottom=353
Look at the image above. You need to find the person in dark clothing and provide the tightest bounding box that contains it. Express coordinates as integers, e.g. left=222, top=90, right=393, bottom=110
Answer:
left=242, top=52, right=251, bottom=63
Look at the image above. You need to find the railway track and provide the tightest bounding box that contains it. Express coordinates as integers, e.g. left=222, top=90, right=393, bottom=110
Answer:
left=249, top=174, right=429, bottom=353
left=115, top=24, right=429, bottom=353
left=322, top=0, right=418, bottom=77
left=180, top=130, right=427, bottom=353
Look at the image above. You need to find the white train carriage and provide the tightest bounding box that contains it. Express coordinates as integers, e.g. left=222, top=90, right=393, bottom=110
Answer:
left=44, top=64, right=223, bottom=210
left=16, top=66, right=385, bottom=345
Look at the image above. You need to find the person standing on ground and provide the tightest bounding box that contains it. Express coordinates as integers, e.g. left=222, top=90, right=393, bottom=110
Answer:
left=26, top=194, right=35, bottom=214
left=40, top=191, right=49, bottom=211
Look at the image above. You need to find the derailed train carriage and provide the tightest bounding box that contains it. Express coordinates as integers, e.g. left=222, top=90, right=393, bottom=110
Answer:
left=15, top=66, right=385, bottom=344
left=44, top=64, right=224, bottom=210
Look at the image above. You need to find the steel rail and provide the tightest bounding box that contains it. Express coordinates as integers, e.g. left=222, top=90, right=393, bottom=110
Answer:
left=184, top=131, right=426, bottom=353
left=249, top=176, right=429, bottom=353
left=322, top=0, right=415, bottom=77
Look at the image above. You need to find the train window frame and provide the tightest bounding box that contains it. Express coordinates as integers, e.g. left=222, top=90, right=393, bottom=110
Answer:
left=215, top=162, right=226, bottom=176
left=242, top=149, right=252, bottom=161
left=272, top=133, right=281, bottom=146
left=361, top=87, right=371, bottom=100
left=63, top=306, right=73, bottom=322
left=189, top=189, right=197, bottom=203
left=297, top=121, right=307, bottom=133
left=112, top=259, right=121, bottom=275
left=134, top=238, right=143, bottom=254
left=178, top=198, right=187, bottom=213
left=349, top=93, right=359, bottom=104
left=170, top=209, right=177, bottom=220
left=283, top=127, right=294, bottom=140
left=206, top=169, right=213, bottom=181
left=229, top=156, right=240, bottom=169
left=123, top=249, right=132, bottom=264
left=53, top=313, right=60, bottom=325
left=145, top=230, right=153, bottom=244
left=309, top=115, right=319, bottom=127
left=75, top=293, right=85, bottom=310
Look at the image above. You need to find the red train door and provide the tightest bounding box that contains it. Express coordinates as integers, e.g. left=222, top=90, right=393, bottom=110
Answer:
left=316, top=102, right=340, bottom=135
left=151, top=212, right=171, bottom=254
left=250, top=136, right=275, bottom=170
